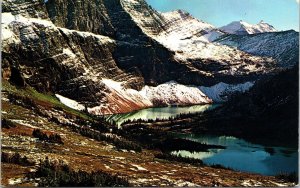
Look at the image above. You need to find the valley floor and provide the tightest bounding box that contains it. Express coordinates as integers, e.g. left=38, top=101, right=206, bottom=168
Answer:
left=1, top=81, right=295, bottom=187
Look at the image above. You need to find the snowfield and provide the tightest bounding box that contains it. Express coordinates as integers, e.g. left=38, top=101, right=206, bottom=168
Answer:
left=199, top=82, right=254, bottom=102
left=141, top=81, right=212, bottom=105
left=55, top=94, right=86, bottom=111
left=87, top=79, right=253, bottom=115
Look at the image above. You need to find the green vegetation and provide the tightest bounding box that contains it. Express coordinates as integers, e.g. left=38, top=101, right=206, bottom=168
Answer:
left=2, top=80, right=93, bottom=121
left=32, top=157, right=129, bottom=187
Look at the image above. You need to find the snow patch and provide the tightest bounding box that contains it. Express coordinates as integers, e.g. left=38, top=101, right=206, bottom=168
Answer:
left=131, top=164, right=148, bottom=171
left=55, top=94, right=85, bottom=111
left=10, top=119, right=39, bottom=129
left=8, top=178, right=23, bottom=185
left=104, top=164, right=113, bottom=170
left=141, top=81, right=212, bottom=105
left=63, top=48, right=76, bottom=58
left=58, top=27, right=115, bottom=43
left=102, top=79, right=123, bottom=90
left=201, top=30, right=224, bottom=42
left=1, top=25, right=21, bottom=46
left=2, top=12, right=54, bottom=26
left=199, top=82, right=254, bottom=102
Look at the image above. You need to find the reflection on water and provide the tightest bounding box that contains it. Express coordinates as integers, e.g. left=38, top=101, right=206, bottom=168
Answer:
left=105, top=104, right=219, bottom=127
left=171, top=134, right=298, bottom=176
left=171, top=150, right=218, bottom=160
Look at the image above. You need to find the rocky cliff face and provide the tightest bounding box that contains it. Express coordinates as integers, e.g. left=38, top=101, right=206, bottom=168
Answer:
left=2, top=0, right=49, bottom=19
left=1, top=0, right=286, bottom=114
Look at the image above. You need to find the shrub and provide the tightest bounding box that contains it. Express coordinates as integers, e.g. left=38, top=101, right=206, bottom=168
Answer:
left=7, top=93, right=37, bottom=110
left=276, top=172, right=298, bottom=183
left=32, top=129, right=64, bottom=144
left=34, top=157, right=129, bottom=187
left=209, top=164, right=233, bottom=170
left=2, top=118, right=16, bottom=128
left=1, top=152, right=34, bottom=166
left=155, top=138, right=225, bottom=152
left=155, top=153, right=204, bottom=166
left=73, top=126, right=142, bottom=152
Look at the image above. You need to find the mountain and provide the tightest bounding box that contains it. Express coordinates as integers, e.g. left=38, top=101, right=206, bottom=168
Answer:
left=176, top=66, right=298, bottom=146
left=215, top=30, right=299, bottom=67
left=1, top=0, right=280, bottom=115
left=124, top=7, right=276, bottom=78
left=220, top=20, right=277, bottom=35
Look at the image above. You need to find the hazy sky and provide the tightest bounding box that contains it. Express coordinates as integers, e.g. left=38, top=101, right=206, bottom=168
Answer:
left=146, top=0, right=299, bottom=31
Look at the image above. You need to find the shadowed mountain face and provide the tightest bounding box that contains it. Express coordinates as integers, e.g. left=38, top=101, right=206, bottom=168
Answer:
left=1, top=0, right=297, bottom=114
left=189, top=66, right=299, bottom=146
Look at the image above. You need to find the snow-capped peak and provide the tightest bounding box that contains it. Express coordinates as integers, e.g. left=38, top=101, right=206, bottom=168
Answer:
left=220, top=20, right=277, bottom=35
left=256, top=21, right=277, bottom=32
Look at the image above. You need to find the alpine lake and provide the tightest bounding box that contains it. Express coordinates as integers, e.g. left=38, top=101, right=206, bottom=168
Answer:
left=105, top=104, right=298, bottom=176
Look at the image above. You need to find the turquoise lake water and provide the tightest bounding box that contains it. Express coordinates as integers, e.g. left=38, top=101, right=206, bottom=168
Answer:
left=172, top=133, right=298, bottom=176
left=106, top=104, right=298, bottom=176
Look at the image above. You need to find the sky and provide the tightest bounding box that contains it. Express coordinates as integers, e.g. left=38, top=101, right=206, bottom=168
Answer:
left=146, top=0, right=299, bottom=31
